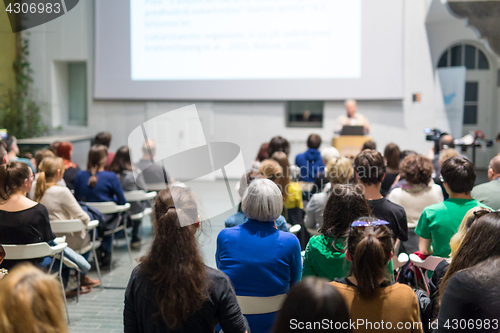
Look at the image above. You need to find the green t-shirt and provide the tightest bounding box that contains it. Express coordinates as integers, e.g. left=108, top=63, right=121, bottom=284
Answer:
left=302, top=235, right=394, bottom=281
left=415, top=198, right=490, bottom=258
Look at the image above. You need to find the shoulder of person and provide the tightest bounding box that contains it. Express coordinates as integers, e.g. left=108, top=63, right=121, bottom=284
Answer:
left=34, top=202, right=50, bottom=215
left=384, top=198, right=405, bottom=212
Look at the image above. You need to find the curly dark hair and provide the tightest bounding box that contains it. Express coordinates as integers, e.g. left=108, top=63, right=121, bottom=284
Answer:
left=400, top=154, right=433, bottom=185
left=320, top=184, right=372, bottom=252
left=139, top=186, right=209, bottom=330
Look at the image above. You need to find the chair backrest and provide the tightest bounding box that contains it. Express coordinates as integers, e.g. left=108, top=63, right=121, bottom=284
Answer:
left=236, top=294, right=287, bottom=315
left=86, top=202, right=130, bottom=214
left=50, top=219, right=86, bottom=234
left=3, top=243, right=67, bottom=260
left=411, top=255, right=445, bottom=271
left=146, top=183, right=167, bottom=192
left=124, top=190, right=157, bottom=202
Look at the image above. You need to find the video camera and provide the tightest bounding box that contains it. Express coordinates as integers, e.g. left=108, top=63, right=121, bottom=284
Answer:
left=424, top=128, right=447, bottom=155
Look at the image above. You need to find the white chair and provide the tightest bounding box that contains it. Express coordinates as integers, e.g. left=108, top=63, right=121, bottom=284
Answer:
left=145, top=183, right=168, bottom=192
left=236, top=294, right=287, bottom=315
left=289, top=224, right=302, bottom=235
left=3, top=242, right=70, bottom=322
left=85, top=202, right=131, bottom=270
left=409, top=254, right=445, bottom=295
left=50, top=219, right=103, bottom=293
left=124, top=190, right=157, bottom=220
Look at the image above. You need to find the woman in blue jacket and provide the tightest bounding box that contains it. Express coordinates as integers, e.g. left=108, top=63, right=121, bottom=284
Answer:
left=216, top=179, right=302, bottom=333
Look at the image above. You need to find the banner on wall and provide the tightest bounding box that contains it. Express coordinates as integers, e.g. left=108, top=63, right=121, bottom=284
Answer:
left=434, top=67, right=466, bottom=139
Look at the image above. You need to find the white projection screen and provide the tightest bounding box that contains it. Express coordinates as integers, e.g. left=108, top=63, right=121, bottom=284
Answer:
left=95, top=0, right=403, bottom=100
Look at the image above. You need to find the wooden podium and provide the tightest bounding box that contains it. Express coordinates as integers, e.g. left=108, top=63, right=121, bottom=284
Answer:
left=332, top=136, right=372, bottom=157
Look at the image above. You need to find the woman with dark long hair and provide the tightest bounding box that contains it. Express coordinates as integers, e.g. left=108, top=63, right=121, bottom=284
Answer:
left=109, top=146, right=147, bottom=248
left=56, top=141, right=81, bottom=190
left=434, top=211, right=500, bottom=332
left=272, top=277, right=351, bottom=333
left=381, top=143, right=400, bottom=196
left=331, top=223, right=422, bottom=332
left=302, top=184, right=378, bottom=280
left=124, top=186, right=247, bottom=333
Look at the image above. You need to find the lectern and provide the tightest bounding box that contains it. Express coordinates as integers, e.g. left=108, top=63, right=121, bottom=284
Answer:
left=332, top=136, right=373, bottom=157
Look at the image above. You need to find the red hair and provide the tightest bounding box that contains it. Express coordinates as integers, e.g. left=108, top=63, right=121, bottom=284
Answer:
left=56, top=142, right=75, bottom=169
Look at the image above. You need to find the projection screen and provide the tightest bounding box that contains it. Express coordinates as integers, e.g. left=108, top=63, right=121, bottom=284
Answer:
left=95, top=0, right=403, bottom=100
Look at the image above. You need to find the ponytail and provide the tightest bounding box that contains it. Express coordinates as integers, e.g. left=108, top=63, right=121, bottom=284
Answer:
left=35, top=171, right=47, bottom=203
left=0, top=162, right=31, bottom=200
left=88, top=167, right=98, bottom=188
left=86, top=145, right=108, bottom=188
left=347, top=225, right=393, bottom=298
left=36, top=157, right=65, bottom=201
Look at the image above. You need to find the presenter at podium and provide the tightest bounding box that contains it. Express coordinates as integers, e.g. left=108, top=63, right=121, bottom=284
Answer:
left=335, top=99, right=370, bottom=135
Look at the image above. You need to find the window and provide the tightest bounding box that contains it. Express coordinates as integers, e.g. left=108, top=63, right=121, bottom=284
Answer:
left=437, top=43, right=489, bottom=70
left=68, top=62, right=87, bottom=126
left=463, top=81, right=478, bottom=125
left=286, top=101, right=324, bottom=128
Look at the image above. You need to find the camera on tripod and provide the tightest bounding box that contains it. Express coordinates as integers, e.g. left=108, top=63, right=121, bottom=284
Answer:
left=424, top=128, right=448, bottom=155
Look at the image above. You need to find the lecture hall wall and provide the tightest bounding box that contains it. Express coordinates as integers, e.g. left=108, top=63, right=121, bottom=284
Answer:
left=25, top=0, right=500, bottom=177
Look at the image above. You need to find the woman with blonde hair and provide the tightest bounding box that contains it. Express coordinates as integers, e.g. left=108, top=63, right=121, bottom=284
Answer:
left=271, top=151, right=303, bottom=210
left=0, top=264, right=68, bottom=333
left=305, top=157, right=353, bottom=233
left=37, top=156, right=100, bottom=289
left=259, top=159, right=289, bottom=221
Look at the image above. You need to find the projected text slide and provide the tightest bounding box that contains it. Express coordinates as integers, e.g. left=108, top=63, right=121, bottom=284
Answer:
left=131, top=0, right=361, bottom=81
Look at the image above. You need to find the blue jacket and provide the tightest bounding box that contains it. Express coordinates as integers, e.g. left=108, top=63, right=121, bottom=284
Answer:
left=216, top=219, right=302, bottom=333
left=74, top=171, right=127, bottom=205
left=295, top=148, right=324, bottom=183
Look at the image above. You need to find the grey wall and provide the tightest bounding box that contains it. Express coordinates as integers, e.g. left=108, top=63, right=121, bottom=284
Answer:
left=26, top=0, right=500, bottom=178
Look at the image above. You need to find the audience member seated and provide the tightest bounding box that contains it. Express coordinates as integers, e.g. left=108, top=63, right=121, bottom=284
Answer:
left=94, top=132, right=115, bottom=170
left=109, top=146, right=148, bottom=249
left=388, top=154, right=443, bottom=253
left=225, top=170, right=289, bottom=232
left=331, top=223, right=422, bottom=333
left=354, top=149, right=408, bottom=243
left=2, top=135, right=35, bottom=172
left=471, top=156, right=500, bottom=210
left=135, top=140, right=170, bottom=186
left=425, top=207, right=487, bottom=322
left=28, top=150, right=66, bottom=200
left=272, top=152, right=302, bottom=211
left=361, top=140, right=376, bottom=151
left=415, top=156, right=490, bottom=259
left=0, top=264, right=68, bottom=333
left=0, top=161, right=91, bottom=293
left=435, top=211, right=500, bottom=332
left=36, top=157, right=100, bottom=288
left=49, top=141, right=61, bottom=155
left=303, top=184, right=397, bottom=280
left=430, top=134, right=455, bottom=175
left=267, top=136, right=290, bottom=157
left=259, top=159, right=289, bottom=221
left=295, top=134, right=325, bottom=201
left=216, top=179, right=301, bottom=333
left=74, top=145, right=127, bottom=265
left=272, top=277, right=350, bottom=333
left=311, top=146, right=340, bottom=195
left=0, top=141, right=7, bottom=165
left=381, top=143, right=400, bottom=196
left=305, top=157, right=353, bottom=234
left=0, top=162, right=55, bottom=270
left=125, top=186, right=247, bottom=333
left=56, top=141, right=81, bottom=190
left=433, top=148, right=460, bottom=200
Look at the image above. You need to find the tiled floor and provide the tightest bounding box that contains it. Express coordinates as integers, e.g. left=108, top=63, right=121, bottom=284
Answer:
left=67, top=180, right=238, bottom=332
